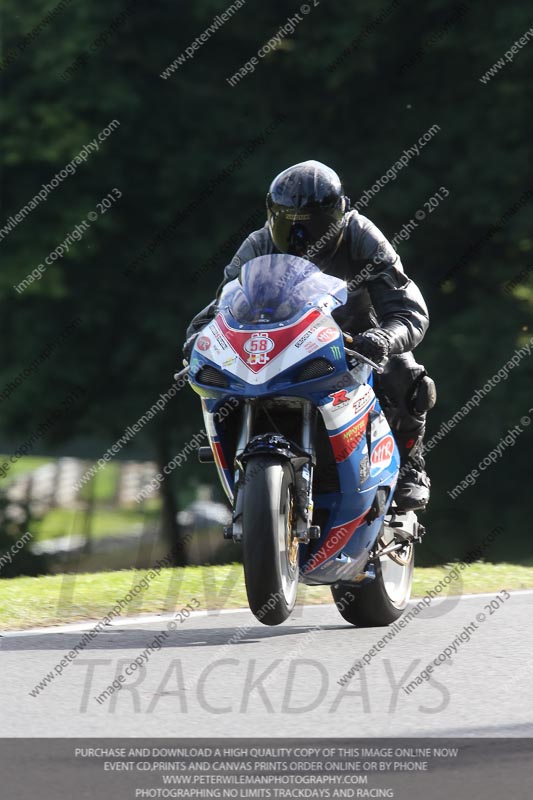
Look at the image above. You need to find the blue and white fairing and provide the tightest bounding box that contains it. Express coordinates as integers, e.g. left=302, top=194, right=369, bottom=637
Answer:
left=188, top=255, right=400, bottom=585
left=190, top=254, right=348, bottom=392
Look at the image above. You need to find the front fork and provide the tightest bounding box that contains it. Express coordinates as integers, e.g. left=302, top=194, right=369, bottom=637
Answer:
left=224, top=400, right=319, bottom=544
left=296, top=402, right=317, bottom=541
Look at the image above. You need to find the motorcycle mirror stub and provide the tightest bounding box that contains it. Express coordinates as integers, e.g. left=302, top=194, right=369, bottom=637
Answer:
left=197, top=446, right=215, bottom=463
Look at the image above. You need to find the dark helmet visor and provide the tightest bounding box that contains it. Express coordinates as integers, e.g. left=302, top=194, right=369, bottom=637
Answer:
left=268, top=203, right=345, bottom=257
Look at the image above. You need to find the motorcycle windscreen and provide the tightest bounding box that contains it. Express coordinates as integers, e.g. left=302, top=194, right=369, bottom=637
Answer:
left=219, top=254, right=347, bottom=324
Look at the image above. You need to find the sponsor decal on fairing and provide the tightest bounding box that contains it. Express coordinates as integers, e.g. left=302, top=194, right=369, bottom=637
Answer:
left=197, top=335, right=211, bottom=351
left=370, top=434, right=395, bottom=476
left=353, top=387, right=373, bottom=414
left=243, top=332, right=275, bottom=366
left=316, top=326, right=338, bottom=344
left=329, top=389, right=350, bottom=407
left=330, top=414, right=369, bottom=462
left=320, top=385, right=375, bottom=432
left=199, top=309, right=344, bottom=385
left=304, top=340, right=319, bottom=354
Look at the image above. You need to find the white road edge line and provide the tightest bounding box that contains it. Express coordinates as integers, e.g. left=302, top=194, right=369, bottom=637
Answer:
left=3, top=588, right=533, bottom=637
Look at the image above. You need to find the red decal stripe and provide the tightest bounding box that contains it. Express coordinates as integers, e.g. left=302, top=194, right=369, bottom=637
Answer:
left=212, top=441, right=228, bottom=470
left=303, top=509, right=370, bottom=573
left=217, top=309, right=323, bottom=372
left=330, top=414, right=369, bottom=462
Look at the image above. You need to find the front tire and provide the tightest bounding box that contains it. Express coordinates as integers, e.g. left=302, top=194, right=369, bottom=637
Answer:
left=241, top=456, right=299, bottom=625
left=332, top=536, right=414, bottom=627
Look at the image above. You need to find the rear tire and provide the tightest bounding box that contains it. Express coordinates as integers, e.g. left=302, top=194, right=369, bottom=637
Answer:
left=332, top=538, right=414, bottom=627
left=242, top=456, right=299, bottom=625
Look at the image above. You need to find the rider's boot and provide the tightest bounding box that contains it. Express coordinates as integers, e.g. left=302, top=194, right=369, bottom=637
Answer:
left=393, top=429, right=430, bottom=511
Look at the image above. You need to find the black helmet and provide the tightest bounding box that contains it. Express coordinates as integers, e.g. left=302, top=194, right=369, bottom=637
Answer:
left=266, top=160, right=348, bottom=258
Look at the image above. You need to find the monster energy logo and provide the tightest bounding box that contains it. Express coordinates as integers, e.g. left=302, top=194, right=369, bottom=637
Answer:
left=331, top=345, right=341, bottom=359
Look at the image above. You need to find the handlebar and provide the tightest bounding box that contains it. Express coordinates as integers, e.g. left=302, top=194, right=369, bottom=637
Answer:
left=173, top=364, right=190, bottom=382
left=344, top=347, right=385, bottom=374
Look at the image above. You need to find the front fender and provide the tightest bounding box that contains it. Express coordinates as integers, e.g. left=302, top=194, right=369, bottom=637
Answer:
left=238, top=434, right=308, bottom=469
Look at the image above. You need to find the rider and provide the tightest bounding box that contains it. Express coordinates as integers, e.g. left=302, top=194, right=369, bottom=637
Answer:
left=185, top=160, right=436, bottom=511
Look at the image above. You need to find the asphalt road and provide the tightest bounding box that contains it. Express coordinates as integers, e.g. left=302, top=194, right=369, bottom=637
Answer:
left=2, top=590, right=533, bottom=737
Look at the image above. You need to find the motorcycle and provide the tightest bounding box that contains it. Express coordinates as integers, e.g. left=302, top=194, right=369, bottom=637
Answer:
left=179, top=254, right=424, bottom=626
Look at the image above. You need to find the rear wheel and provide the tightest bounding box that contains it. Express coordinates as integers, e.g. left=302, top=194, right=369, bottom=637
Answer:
left=332, top=530, right=414, bottom=627
left=241, top=456, right=299, bottom=625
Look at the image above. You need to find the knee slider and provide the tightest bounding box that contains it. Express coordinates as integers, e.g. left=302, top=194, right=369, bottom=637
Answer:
left=410, top=372, right=437, bottom=414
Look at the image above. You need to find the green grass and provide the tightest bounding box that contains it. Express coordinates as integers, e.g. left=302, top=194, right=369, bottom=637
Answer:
left=34, top=507, right=153, bottom=541
left=1, top=561, right=532, bottom=631
left=0, top=453, right=158, bottom=541
left=89, top=463, right=120, bottom=503
left=0, top=455, right=52, bottom=483
left=1, top=454, right=120, bottom=502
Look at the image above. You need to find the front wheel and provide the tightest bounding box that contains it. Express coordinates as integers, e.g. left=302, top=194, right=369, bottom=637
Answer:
left=241, top=456, right=299, bottom=625
left=332, top=536, right=414, bottom=627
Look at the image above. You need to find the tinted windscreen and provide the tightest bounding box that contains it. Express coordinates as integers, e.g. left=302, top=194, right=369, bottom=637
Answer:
left=220, top=254, right=346, bottom=323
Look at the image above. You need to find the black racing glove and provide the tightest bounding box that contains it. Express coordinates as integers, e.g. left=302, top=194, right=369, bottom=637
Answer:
left=352, top=329, right=391, bottom=367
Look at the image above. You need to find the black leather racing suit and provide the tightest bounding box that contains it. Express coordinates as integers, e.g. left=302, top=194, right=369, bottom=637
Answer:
left=186, top=211, right=435, bottom=495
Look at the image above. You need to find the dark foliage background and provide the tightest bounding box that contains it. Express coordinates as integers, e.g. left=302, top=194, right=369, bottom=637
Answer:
left=1, top=0, right=532, bottom=565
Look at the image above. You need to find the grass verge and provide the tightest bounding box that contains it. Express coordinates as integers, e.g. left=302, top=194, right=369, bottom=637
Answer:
left=34, top=507, right=156, bottom=541
left=1, top=561, right=532, bottom=631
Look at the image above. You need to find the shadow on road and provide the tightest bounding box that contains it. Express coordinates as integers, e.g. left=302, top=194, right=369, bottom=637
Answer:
left=0, top=623, right=349, bottom=652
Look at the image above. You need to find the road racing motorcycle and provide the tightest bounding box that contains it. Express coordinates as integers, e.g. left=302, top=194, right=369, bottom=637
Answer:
left=178, top=254, right=424, bottom=626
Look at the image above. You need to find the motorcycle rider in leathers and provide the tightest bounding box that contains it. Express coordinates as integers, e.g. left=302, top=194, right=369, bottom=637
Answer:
left=185, top=161, right=436, bottom=511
